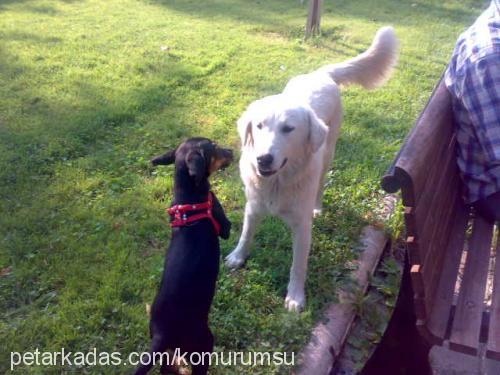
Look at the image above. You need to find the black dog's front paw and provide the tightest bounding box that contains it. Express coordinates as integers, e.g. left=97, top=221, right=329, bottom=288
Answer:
left=219, top=221, right=231, bottom=240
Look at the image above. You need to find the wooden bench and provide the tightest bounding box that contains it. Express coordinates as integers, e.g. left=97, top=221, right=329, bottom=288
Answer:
left=381, top=78, right=500, bottom=359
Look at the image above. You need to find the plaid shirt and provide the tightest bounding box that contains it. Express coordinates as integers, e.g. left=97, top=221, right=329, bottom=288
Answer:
left=445, top=0, right=500, bottom=204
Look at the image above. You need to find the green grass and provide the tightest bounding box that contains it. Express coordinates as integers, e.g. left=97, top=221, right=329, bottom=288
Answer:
left=0, top=0, right=484, bottom=373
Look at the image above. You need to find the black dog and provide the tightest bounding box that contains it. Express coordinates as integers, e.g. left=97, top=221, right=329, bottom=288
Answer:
left=135, top=138, right=233, bottom=375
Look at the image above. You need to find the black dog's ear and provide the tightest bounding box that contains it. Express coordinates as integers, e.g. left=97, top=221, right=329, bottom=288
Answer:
left=185, top=150, right=206, bottom=185
left=151, top=148, right=176, bottom=166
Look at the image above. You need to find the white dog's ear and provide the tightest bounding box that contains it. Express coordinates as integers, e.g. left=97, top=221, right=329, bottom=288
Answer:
left=307, top=110, right=328, bottom=153
left=237, top=111, right=254, bottom=147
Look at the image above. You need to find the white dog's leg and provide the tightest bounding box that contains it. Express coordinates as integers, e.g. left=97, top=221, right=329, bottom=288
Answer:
left=285, top=217, right=312, bottom=312
left=314, top=110, right=342, bottom=217
left=225, top=202, right=262, bottom=269
left=314, top=141, right=335, bottom=217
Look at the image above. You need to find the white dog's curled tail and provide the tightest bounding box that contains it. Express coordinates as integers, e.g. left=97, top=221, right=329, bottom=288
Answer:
left=318, top=26, right=399, bottom=90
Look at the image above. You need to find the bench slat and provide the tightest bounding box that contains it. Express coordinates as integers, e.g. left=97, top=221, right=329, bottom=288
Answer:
left=487, top=225, right=500, bottom=360
left=416, top=135, right=457, bottom=248
left=422, top=180, right=462, bottom=313
left=427, top=204, right=470, bottom=343
left=406, top=235, right=420, bottom=265
left=404, top=146, right=459, bottom=271
left=404, top=206, right=417, bottom=238
left=413, top=133, right=457, bottom=222
left=402, top=146, right=458, bottom=267
left=450, top=217, right=494, bottom=355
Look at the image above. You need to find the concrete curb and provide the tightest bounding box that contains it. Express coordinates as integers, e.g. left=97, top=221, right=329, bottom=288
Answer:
left=296, top=225, right=389, bottom=375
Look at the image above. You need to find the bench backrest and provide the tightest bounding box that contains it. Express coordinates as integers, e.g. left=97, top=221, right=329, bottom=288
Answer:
left=382, top=79, right=469, bottom=336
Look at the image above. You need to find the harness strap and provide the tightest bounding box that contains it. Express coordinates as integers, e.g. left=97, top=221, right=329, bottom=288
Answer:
left=167, top=192, right=221, bottom=236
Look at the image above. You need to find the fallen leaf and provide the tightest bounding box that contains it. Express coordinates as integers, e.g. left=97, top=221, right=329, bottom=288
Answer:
left=1, top=266, right=12, bottom=277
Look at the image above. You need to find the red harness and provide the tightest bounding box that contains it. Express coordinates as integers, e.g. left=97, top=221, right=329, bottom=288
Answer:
left=167, top=192, right=221, bottom=236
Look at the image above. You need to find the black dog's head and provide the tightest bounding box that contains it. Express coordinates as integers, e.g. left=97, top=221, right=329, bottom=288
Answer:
left=151, top=138, right=233, bottom=185
left=152, top=138, right=233, bottom=239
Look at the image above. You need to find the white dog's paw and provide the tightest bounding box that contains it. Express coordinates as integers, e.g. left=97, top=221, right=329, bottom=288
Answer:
left=225, top=249, right=247, bottom=269
left=313, top=208, right=322, bottom=218
left=285, top=290, right=305, bottom=312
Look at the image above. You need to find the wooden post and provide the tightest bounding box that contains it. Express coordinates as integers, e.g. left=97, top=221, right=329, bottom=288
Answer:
left=305, top=0, right=323, bottom=38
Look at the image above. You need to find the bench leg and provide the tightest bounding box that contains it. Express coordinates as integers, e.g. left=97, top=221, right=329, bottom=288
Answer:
left=361, top=252, right=431, bottom=375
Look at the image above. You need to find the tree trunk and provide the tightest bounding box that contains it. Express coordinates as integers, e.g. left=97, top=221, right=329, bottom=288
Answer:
left=305, top=0, right=323, bottom=38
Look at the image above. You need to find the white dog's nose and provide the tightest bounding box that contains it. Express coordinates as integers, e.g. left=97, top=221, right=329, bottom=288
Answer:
left=257, top=154, right=274, bottom=169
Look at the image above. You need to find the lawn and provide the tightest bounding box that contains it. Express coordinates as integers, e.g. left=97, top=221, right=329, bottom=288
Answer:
left=0, top=0, right=484, bottom=373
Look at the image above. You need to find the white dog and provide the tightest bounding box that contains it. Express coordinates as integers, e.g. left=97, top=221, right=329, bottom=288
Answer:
left=226, top=27, right=399, bottom=311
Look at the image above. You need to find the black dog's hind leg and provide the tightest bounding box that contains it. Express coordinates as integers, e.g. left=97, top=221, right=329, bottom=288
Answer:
left=160, top=352, right=182, bottom=375
left=189, top=329, right=214, bottom=375
left=134, top=335, right=168, bottom=375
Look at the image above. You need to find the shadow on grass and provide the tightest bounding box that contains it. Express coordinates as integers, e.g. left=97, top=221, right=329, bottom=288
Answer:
left=0, top=0, right=78, bottom=13
left=0, top=30, right=63, bottom=43
left=0, top=36, right=198, bottom=310
left=23, top=4, right=60, bottom=15
left=330, top=0, right=481, bottom=26
left=146, top=0, right=481, bottom=32
left=0, top=0, right=33, bottom=10
left=0, top=42, right=196, bottom=196
left=147, top=0, right=303, bottom=28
